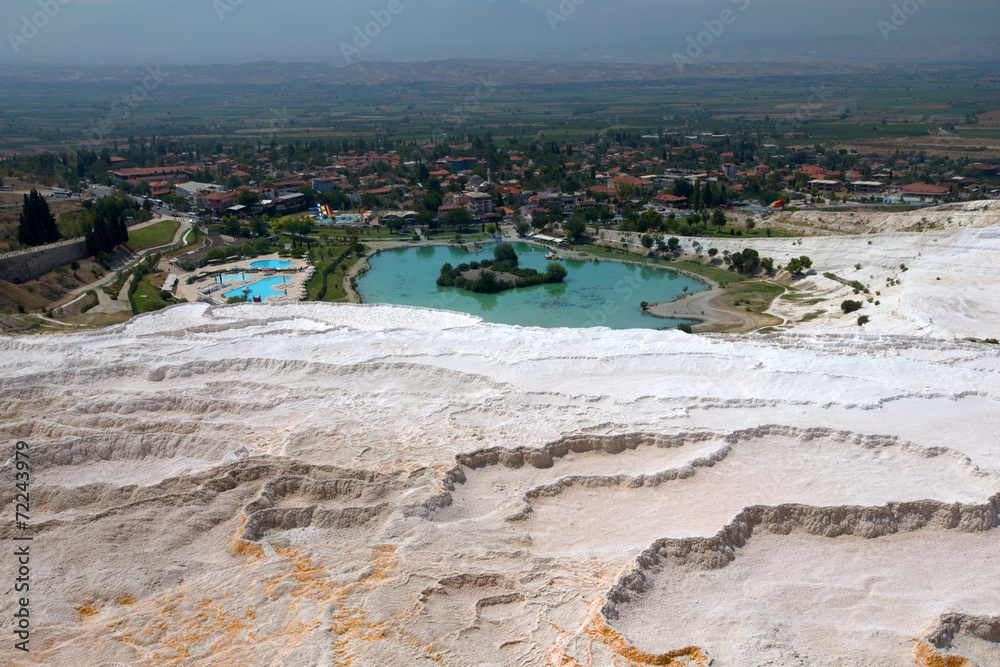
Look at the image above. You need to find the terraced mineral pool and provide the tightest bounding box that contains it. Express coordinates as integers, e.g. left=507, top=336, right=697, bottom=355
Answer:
left=251, top=260, right=294, bottom=269
left=356, top=242, right=707, bottom=329
left=224, top=276, right=292, bottom=302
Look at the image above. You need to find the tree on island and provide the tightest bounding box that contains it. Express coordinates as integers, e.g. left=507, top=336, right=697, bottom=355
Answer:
left=493, top=242, right=518, bottom=266
left=437, top=243, right=566, bottom=294
left=18, top=190, right=60, bottom=247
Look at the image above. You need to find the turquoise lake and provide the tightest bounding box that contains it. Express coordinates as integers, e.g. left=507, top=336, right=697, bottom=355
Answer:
left=356, top=242, right=707, bottom=329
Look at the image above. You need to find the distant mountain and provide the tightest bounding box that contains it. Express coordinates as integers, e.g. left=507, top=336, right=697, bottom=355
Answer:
left=0, top=59, right=928, bottom=88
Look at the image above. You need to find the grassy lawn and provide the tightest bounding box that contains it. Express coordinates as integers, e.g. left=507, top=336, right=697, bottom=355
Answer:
left=129, top=220, right=180, bottom=249
left=130, top=274, right=173, bottom=314
left=724, top=281, right=786, bottom=314
left=305, top=246, right=359, bottom=302
left=579, top=244, right=749, bottom=284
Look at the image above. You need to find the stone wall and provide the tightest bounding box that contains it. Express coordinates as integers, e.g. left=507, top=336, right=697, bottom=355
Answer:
left=0, top=239, right=90, bottom=283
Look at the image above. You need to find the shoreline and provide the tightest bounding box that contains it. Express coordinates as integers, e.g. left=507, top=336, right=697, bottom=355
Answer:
left=340, top=232, right=775, bottom=332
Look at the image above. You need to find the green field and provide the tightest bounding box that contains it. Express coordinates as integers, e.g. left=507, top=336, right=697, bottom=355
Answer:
left=128, top=220, right=179, bottom=249
left=1, top=67, right=996, bottom=152
left=725, top=281, right=786, bottom=313
left=130, top=274, right=172, bottom=314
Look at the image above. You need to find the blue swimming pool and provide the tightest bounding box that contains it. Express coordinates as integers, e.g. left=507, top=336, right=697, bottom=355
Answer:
left=223, top=276, right=291, bottom=301
left=218, top=273, right=250, bottom=283
left=251, top=260, right=293, bottom=269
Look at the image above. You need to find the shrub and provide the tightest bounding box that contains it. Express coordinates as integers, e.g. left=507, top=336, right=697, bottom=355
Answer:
left=206, top=247, right=227, bottom=262
left=677, top=323, right=693, bottom=334
left=842, top=300, right=863, bottom=314
left=858, top=315, right=870, bottom=326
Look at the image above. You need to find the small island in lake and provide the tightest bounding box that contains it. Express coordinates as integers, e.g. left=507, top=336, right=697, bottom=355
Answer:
left=437, top=242, right=568, bottom=294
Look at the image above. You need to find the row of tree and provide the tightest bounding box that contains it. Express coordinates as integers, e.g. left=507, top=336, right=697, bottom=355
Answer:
left=84, top=194, right=145, bottom=257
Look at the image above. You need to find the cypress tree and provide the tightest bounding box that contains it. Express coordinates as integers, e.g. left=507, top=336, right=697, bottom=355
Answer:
left=17, top=190, right=60, bottom=247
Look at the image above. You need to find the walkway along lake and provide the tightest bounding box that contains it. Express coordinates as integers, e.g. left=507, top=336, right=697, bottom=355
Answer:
left=356, top=242, right=707, bottom=329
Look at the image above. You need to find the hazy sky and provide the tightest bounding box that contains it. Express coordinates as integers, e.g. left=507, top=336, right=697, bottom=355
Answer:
left=1, top=0, right=997, bottom=65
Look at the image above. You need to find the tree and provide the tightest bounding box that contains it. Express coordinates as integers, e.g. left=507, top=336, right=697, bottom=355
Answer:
left=564, top=216, right=586, bottom=244
left=667, top=237, right=681, bottom=254
left=746, top=217, right=757, bottom=232
left=841, top=300, right=863, bottom=314
left=414, top=204, right=435, bottom=228
left=728, top=248, right=761, bottom=275
left=614, top=182, right=637, bottom=201
left=273, top=216, right=315, bottom=248
left=545, top=262, right=567, bottom=281
left=486, top=223, right=498, bottom=238
left=473, top=269, right=498, bottom=293
left=515, top=221, right=531, bottom=237
left=236, top=189, right=261, bottom=207
left=711, top=209, right=727, bottom=231
left=445, top=207, right=473, bottom=230
left=17, top=190, right=60, bottom=247
left=493, top=242, right=518, bottom=266
left=637, top=210, right=662, bottom=233
left=251, top=217, right=269, bottom=238
left=530, top=209, right=549, bottom=230
left=384, top=217, right=406, bottom=235
left=786, top=256, right=813, bottom=276
left=223, top=216, right=241, bottom=237
left=708, top=247, right=719, bottom=259
left=641, top=234, right=654, bottom=250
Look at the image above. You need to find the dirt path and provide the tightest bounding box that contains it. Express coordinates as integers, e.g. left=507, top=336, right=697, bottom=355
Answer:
left=647, top=274, right=789, bottom=334
left=89, top=275, right=133, bottom=315
left=647, top=286, right=780, bottom=334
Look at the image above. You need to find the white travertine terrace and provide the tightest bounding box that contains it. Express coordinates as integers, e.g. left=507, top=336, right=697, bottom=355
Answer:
left=1, top=282, right=999, bottom=665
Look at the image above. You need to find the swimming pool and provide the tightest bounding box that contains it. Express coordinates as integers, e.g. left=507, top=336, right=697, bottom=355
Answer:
left=218, top=273, right=250, bottom=283
left=223, top=276, right=292, bottom=301
left=251, top=260, right=294, bottom=269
